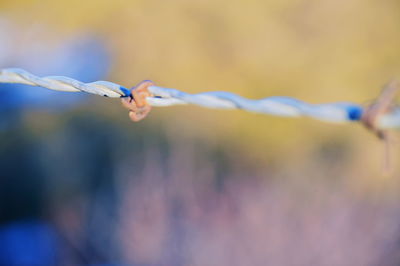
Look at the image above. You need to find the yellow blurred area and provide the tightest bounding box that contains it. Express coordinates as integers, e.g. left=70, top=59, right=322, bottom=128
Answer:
left=2, top=0, right=400, bottom=184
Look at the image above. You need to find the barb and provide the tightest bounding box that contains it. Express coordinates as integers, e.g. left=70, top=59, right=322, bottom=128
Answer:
left=1, top=68, right=399, bottom=129
left=362, top=80, right=400, bottom=138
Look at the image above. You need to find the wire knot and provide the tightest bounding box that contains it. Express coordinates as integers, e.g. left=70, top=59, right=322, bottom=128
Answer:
left=121, top=80, right=154, bottom=122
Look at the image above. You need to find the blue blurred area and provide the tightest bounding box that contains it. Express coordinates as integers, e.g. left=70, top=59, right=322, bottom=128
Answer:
left=0, top=23, right=115, bottom=264
left=0, top=220, right=58, bottom=266
left=0, top=31, right=112, bottom=132
left=0, top=34, right=111, bottom=112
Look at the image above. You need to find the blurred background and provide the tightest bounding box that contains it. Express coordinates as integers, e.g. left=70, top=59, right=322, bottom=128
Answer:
left=0, top=0, right=400, bottom=265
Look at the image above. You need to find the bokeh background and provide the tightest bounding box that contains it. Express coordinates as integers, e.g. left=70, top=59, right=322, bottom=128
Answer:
left=1, top=0, right=400, bottom=265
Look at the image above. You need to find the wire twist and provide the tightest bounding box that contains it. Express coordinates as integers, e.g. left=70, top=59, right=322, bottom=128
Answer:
left=1, top=68, right=399, bottom=130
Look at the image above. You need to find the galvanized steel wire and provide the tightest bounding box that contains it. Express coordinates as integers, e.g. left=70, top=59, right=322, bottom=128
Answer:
left=1, top=68, right=399, bottom=129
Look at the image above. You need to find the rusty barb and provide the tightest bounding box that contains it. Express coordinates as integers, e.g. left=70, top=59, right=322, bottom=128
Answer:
left=121, top=80, right=154, bottom=122
left=361, top=80, right=400, bottom=139
left=361, top=80, right=399, bottom=172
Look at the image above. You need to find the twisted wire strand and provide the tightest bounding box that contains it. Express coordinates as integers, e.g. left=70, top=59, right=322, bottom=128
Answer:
left=1, top=68, right=399, bottom=129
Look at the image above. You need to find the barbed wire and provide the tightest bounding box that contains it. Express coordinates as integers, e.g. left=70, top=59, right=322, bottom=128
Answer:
left=0, top=68, right=399, bottom=130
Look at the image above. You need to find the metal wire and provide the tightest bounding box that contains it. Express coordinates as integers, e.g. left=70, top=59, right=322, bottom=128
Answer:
left=1, top=67, right=399, bottom=129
